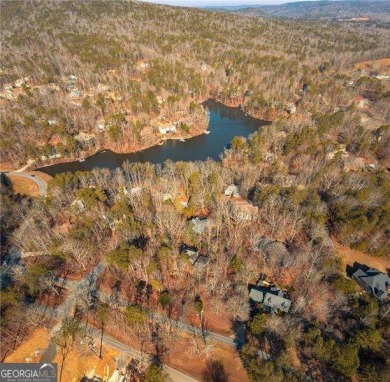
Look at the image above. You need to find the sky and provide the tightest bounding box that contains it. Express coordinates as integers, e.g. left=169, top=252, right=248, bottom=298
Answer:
left=141, top=0, right=327, bottom=6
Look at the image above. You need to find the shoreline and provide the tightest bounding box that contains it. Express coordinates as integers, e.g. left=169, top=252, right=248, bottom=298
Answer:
left=33, top=128, right=210, bottom=171
left=3, top=99, right=270, bottom=173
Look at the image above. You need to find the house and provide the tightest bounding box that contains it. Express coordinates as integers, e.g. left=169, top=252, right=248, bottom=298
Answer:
left=264, top=152, right=277, bottom=163
left=274, top=174, right=298, bottom=188
left=97, top=83, right=110, bottom=92
left=130, top=186, right=143, bottom=196
left=174, top=187, right=188, bottom=209
left=48, top=119, right=58, bottom=126
left=69, top=89, right=82, bottom=98
left=254, top=237, right=291, bottom=266
left=161, top=192, right=173, bottom=202
left=190, top=218, right=208, bottom=235
left=229, top=198, right=259, bottom=222
left=4, top=84, right=13, bottom=92
left=249, top=284, right=291, bottom=313
left=326, top=144, right=348, bottom=160
left=343, top=156, right=365, bottom=172
left=14, top=78, right=25, bottom=88
left=68, top=75, right=77, bottom=84
left=71, top=198, right=86, bottom=212
left=375, top=75, right=390, bottom=80
left=136, top=60, right=150, bottom=71
left=158, top=124, right=176, bottom=134
left=96, top=119, right=106, bottom=131
left=181, top=245, right=210, bottom=268
left=224, top=184, right=240, bottom=197
left=74, top=132, right=96, bottom=145
left=353, top=268, right=390, bottom=300
left=181, top=246, right=199, bottom=264
left=286, top=102, right=296, bottom=114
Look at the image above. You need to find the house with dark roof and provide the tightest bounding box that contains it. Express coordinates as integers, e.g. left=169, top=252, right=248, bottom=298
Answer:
left=352, top=268, right=390, bottom=301
left=249, top=284, right=291, bottom=313
left=181, top=245, right=210, bottom=268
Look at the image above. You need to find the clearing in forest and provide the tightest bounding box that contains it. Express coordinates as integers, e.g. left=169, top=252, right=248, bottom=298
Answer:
left=333, top=239, right=389, bottom=273
left=354, top=58, right=390, bottom=74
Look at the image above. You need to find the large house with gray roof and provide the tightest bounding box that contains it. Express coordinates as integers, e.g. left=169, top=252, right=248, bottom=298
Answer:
left=352, top=268, right=390, bottom=301
left=249, top=285, right=291, bottom=313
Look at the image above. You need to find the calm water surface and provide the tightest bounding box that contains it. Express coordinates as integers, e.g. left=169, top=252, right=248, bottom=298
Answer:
left=39, top=100, right=269, bottom=176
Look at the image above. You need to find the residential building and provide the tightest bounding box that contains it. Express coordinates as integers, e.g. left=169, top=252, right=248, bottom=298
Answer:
left=353, top=268, right=390, bottom=300
left=249, top=284, right=291, bottom=313
left=224, top=184, right=240, bottom=197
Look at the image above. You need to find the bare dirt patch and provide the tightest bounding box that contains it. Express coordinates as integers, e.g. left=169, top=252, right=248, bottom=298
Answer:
left=354, top=58, right=390, bottom=74
left=4, top=328, right=51, bottom=363
left=8, top=174, right=39, bottom=197
left=93, top=311, right=247, bottom=382
left=166, top=332, right=249, bottom=382
left=333, top=238, right=389, bottom=273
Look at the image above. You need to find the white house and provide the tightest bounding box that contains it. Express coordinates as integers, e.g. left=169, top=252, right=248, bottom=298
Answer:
left=14, top=78, right=25, bottom=88
left=158, top=124, right=176, bottom=134
left=224, top=184, right=240, bottom=197
left=96, top=119, right=106, bottom=131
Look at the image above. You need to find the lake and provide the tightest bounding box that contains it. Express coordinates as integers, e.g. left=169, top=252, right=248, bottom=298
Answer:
left=39, top=100, right=269, bottom=176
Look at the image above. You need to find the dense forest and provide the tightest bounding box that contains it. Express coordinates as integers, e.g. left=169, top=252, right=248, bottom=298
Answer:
left=1, top=1, right=389, bottom=381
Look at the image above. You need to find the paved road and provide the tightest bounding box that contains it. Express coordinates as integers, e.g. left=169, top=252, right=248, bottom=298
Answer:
left=39, top=261, right=106, bottom=364
left=88, top=328, right=199, bottom=382
left=4, top=171, right=48, bottom=196
left=44, top=264, right=199, bottom=381
left=57, top=279, right=238, bottom=348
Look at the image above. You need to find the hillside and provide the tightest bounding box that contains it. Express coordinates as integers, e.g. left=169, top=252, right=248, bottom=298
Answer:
left=1, top=0, right=389, bottom=167
left=1, top=1, right=389, bottom=382
left=216, top=1, right=390, bottom=23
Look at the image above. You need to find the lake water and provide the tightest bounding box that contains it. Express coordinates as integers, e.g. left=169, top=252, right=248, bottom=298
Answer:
left=39, top=100, right=269, bottom=176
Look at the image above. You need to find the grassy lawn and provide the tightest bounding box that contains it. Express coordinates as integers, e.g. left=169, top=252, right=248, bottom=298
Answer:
left=8, top=175, right=39, bottom=197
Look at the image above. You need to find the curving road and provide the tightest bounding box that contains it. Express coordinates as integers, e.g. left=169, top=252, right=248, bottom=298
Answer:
left=4, top=171, right=48, bottom=196
left=44, top=264, right=199, bottom=381
left=57, top=278, right=239, bottom=348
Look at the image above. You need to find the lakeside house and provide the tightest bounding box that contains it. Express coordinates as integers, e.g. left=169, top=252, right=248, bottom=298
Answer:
left=249, top=283, right=291, bottom=314
left=353, top=268, right=390, bottom=301
left=74, top=132, right=96, bottom=145
left=158, top=123, right=176, bottom=135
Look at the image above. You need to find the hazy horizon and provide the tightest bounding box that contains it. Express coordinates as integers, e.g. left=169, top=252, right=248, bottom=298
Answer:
left=140, top=0, right=341, bottom=7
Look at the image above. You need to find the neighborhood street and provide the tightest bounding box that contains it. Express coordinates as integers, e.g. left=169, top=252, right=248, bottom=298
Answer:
left=57, top=277, right=239, bottom=348
left=40, top=263, right=200, bottom=381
